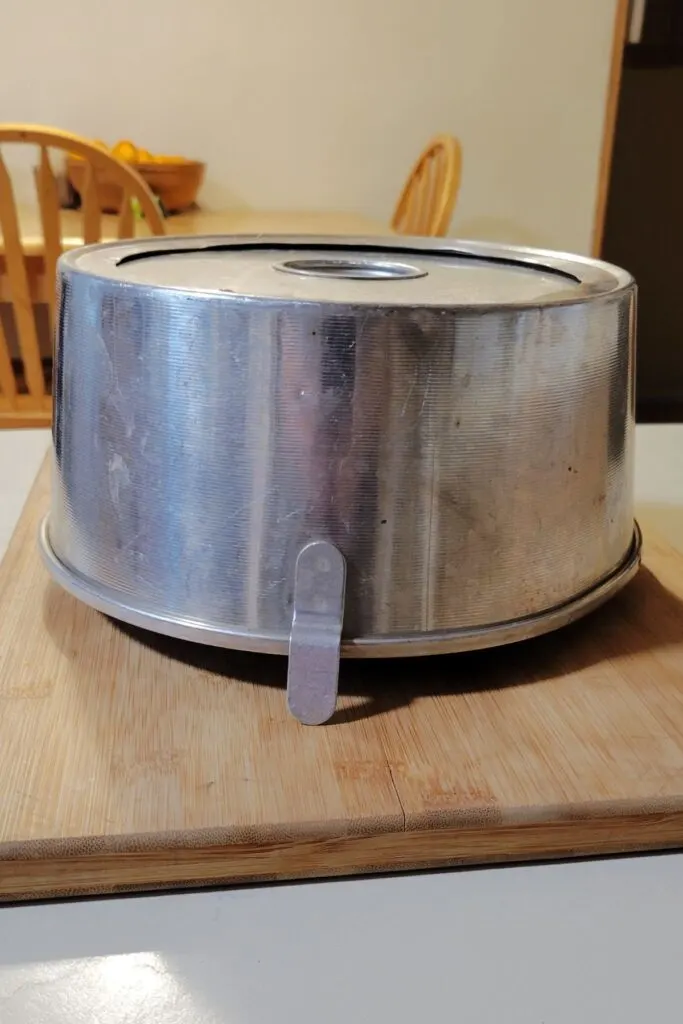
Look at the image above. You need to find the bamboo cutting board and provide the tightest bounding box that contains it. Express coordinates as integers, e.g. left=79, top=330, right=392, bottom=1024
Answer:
left=3, top=457, right=683, bottom=901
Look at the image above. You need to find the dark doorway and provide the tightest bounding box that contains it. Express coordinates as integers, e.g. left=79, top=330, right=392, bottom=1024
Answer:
left=601, top=0, right=683, bottom=421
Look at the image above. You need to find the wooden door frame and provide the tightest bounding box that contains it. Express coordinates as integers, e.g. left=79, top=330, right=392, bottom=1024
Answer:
left=591, top=0, right=630, bottom=256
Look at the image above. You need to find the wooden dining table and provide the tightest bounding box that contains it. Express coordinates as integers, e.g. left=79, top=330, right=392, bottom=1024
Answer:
left=0, top=206, right=390, bottom=308
left=5, top=205, right=390, bottom=257
left=0, top=206, right=393, bottom=426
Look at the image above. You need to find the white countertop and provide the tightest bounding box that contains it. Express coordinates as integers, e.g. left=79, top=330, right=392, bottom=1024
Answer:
left=0, top=425, right=682, bottom=1024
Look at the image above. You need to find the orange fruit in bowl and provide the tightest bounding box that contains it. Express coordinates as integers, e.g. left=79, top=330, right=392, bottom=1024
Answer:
left=111, top=140, right=138, bottom=162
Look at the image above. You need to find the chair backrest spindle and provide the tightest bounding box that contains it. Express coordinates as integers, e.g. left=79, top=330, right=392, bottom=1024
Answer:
left=391, top=134, right=462, bottom=237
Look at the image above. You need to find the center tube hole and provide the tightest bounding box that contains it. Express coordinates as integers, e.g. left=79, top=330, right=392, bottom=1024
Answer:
left=274, top=258, right=428, bottom=281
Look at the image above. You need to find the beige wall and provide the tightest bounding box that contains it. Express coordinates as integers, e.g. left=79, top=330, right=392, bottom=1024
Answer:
left=1, top=0, right=617, bottom=253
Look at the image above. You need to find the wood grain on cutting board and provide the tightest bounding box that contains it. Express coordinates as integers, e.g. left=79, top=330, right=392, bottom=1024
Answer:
left=2, top=456, right=683, bottom=900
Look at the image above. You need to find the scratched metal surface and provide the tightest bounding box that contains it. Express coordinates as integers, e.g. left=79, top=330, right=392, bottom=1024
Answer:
left=47, top=236, right=636, bottom=652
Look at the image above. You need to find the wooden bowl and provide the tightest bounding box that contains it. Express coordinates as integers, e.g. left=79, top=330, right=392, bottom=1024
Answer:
left=66, top=158, right=122, bottom=214
left=135, top=160, right=205, bottom=213
left=67, top=158, right=205, bottom=215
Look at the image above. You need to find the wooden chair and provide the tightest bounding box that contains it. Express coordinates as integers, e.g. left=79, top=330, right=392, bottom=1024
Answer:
left=391, top=134, right=462, bottom=237
left=0, top=124, right=165, bottom=428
